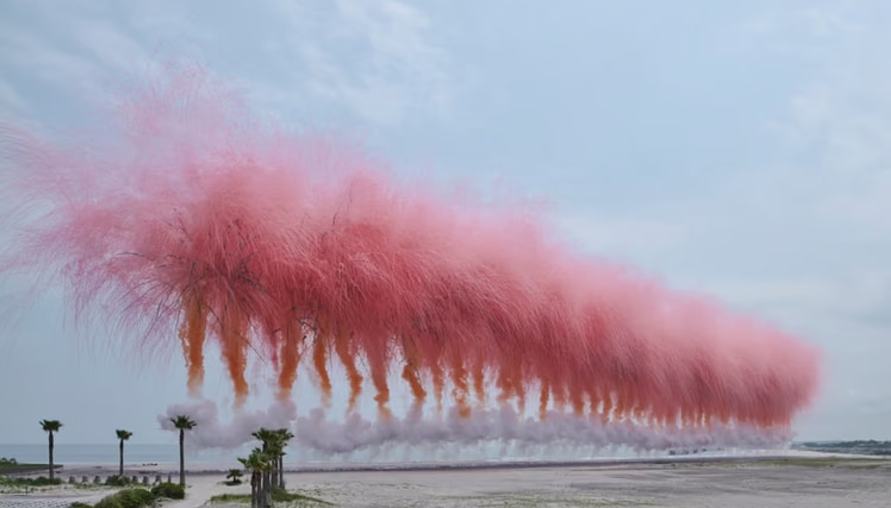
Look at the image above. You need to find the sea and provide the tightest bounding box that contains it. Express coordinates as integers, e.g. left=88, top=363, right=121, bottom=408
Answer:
left=0, top=444, right=242, bottom=468
left=3, top=441, right=888, bottom=471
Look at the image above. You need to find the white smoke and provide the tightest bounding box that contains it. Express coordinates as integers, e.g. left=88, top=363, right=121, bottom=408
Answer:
left=294, top=405, right=791, bottom=456
left=158, top=399, right=297, bottom=449
left=157, top=398, right=791, bottom=461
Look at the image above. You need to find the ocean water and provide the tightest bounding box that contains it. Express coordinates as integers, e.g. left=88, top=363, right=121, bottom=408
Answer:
left=1, top=442, right=803, bottom=472
left=0, top=444, right=243, bottom=467
left=792, top=440, right=891, bottom=456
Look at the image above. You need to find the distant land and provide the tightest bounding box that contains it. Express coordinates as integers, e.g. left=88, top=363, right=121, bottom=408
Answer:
left=793, top=440, right=891, bottom=456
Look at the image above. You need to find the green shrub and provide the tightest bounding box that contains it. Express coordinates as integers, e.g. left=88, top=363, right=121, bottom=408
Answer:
left=1, top=476, right=62, bottom=486
left=104, top=475, right=131, bottom=487
left=0, top=458, right=17, bottom=465
left=69, top=503, right=92, bottom=508
left=93, top=496, right=122, bottom=508
left=271, top=487, right=332, bottom=504
left=92, top=488, right=155, bottom=508
left=118, top=488, right=154, bottom=508
left=151, top=481, right=185, bottom=499
left=209, top=493, right=251, bottom=503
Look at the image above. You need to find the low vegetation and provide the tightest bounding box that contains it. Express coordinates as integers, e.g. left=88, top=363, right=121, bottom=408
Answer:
left=271, top=488, right=332, bottom=504
left=210, top=493, right=252, bottom=503
left=0, top=475, right=62, bottom=486
left=0, top=457, right=54, bottom=474
left=104, top=475, right=132, bottom=487
left=67, top=484, right=185, bottom=508
left=209, top=488, right=332, bottom=506
left=92, top=488, right=155, bottom=508
left=758, top=457, right=891, bottom=469
left=225, top=468, right=244, bottom=486
left=151, top=481, right=186, bottom=499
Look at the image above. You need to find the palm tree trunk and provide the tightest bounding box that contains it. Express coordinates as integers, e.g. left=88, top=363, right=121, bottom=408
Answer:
left=255, top=472, right=262, bottom=508
left=257, top=472, right=262, bottom=508
left=278, top=455, right=284, bottom=488
left=263, top=470, right=270, bottom=507
left=48, top=432, right=54, bottom=481
left=179, top=429, right=185, bottom=487
left=250, top=473, right=257, bottom=508
left=119, top=440, right=124, bottom=477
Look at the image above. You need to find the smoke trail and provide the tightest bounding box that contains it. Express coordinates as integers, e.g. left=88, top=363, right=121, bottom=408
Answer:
left=159, top=399, right=296, bottom=449
left=293, top=406, right=791, bottom=456
left=1, top=66, right=820, bottom=450
left=155, top=398, right=789, bottom=459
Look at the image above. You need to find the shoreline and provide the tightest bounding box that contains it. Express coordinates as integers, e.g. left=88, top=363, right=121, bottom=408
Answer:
left=3, top=453, right=890, bottom=508
left=13, top=449, right=880, bottom=476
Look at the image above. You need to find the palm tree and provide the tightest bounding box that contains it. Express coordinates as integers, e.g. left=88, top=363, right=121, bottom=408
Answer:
left=39, top=420, right=62, bottom=481
left=170, top=415, right=196, bottom=487
left=237, top=455, right=257, bottom=508
left=115, top=429, right=133, bottom=478
left=273, top=428, right=294, bottom=488
left=226, top=468, right=243, bottom=485
left=239, top=449, right=271, bottom=508
left=251, top=428, right=277, bottom=493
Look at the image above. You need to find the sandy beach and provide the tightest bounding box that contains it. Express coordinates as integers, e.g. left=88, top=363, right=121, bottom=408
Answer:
left=3, top=453, right=890, bottom=507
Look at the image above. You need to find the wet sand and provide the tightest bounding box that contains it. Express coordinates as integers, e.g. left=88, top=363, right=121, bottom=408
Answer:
left=275, top=457, right=891, bottom=507
left=3, top=455, right=890, bottom=507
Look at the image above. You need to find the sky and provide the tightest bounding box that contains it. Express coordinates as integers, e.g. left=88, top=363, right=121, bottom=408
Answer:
left=1, top=0, right=890, bottom=445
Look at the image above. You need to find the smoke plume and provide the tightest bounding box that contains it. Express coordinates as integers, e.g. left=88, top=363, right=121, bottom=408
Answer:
left=2, top=67, right=820, bottom=452
left=159, top=399, right=296, bottom=449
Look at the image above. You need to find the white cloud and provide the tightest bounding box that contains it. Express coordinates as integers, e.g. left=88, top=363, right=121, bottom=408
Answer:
left=0, top=1, right=451, bottom=129
left=275, top=0, right=450, bottom=125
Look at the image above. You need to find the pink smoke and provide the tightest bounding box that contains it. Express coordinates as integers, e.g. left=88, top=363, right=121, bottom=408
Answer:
left=0, top=68, right=819, bottom=440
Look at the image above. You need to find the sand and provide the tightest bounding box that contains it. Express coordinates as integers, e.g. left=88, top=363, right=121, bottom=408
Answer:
left=3, top=454, right=890, bottom=507
left=273, top=457, right=891, bottom=507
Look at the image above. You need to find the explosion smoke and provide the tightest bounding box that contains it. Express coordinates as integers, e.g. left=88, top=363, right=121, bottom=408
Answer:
left=1, top=69, right=819, bottom=449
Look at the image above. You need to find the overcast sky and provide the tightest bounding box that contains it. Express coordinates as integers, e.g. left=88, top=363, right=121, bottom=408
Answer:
left=1, top=1, right=890, bottom=445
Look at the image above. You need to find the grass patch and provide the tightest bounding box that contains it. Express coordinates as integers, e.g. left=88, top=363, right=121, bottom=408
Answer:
left=210, top=489, right=333, bottom=506
left=67, top=486, right=176, bottom=508
left=754, top=457, right=891, bottom=469
left=272, top=488, right=333, bottom=505
left=151, top=482, right=185, bottom=499
left=0, top=457, right=61, bottom=474
left=104, top=475, right=133, bottom=487
left=210, top=493, right=252, bottom=503
left=0, top=463, right=56, bottom=474
left=93, top=488, right=155, bottom=508
left=0, top=476, right=62, bottom=486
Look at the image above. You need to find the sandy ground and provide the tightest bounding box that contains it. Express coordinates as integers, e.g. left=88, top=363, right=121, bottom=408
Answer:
left=3, top=454, right=890, bottom=507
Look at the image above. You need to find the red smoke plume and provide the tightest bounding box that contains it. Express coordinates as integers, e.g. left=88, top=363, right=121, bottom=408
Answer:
left=1, top=69, right=819, bottom=435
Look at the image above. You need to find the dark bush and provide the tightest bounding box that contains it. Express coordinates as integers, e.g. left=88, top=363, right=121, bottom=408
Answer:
left=8, top=476, right=62, bottom=486
left=69, top=503, right=91, bottom=508
left=271, top=487, right=329, bottom=504
left=151, top=481, right=185, bottom=499
left=92, top=488, right=154, bottom=508
left=93, top=496, right=122, bottom=508
left=117, top=488, right=154, bottom=508
left=104, top=475, right=131, bottom=487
